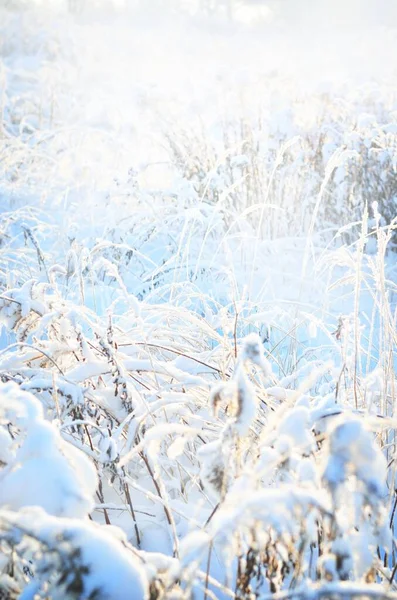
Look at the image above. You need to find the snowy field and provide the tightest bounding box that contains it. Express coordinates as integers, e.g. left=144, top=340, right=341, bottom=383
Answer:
left=0, top=1, right=396, bottom=598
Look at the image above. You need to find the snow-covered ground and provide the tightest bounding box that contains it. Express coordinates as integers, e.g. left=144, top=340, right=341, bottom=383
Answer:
left=0, top=2, right=396, bottom=599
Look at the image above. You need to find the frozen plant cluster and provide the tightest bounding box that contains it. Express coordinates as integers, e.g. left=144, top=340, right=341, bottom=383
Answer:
left=0, top=1, right=396, bottom=599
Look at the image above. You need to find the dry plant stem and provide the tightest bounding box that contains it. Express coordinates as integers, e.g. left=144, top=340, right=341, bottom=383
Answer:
left=128, top=341, right=222, bottom=374
left=249, top=138, right=299, bottom=296
left=96, top=482, right=111, bottom=526
left=0, top=342, right=65, bottom=375
left=204, top=541, right=213, bottom=600
left=139, top=451, right=180, bottom=558
left=124, top=482, right=141, bottom=548
left=233, top=299, right=238, bottom=359
left=353, top=207, right=367, bottom=409
left=22, top=226, right=50, bottom=283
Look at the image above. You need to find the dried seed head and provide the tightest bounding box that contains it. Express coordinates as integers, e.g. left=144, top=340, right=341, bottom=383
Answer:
left=241, top=333, right=272, bottom=377
left=209, top=382, right=226, bottom=416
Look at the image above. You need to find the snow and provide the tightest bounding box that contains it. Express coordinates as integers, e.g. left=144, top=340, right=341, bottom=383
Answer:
left=277, top=405, right=314, bottom=452
left=1, top=507, right=149, bottom=600
left=322, top=416, right=387, bottom=500
left=0, top=382, right=97, bottom=518
left=0, top=1, right=396, bottom=597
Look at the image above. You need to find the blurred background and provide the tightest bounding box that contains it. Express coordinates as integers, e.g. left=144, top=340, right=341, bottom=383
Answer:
left=2, top=0, right=397, bottom=26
